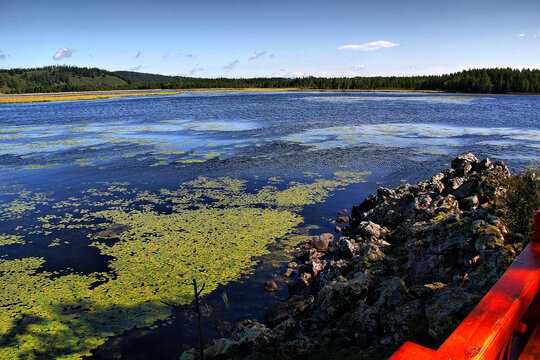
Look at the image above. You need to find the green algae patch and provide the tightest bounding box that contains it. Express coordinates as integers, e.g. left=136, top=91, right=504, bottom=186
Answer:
left=90, top=207, right=301, bottom=305
left=0, top=171, right=369, bottom=359
left=21, top=163, right=61, bottom=170
left=0, top=234, right=25, bottom=246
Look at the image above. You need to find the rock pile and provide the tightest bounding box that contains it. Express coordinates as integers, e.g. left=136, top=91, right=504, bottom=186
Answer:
left=181, top=154, right=524, bottom=360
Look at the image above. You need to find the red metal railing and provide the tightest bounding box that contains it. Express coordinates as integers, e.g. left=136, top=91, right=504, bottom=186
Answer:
left=389, top=210, right=540, bottom=360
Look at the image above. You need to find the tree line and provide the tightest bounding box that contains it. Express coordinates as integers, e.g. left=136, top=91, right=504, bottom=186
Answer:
left=0, top=66, right=538, bottom=94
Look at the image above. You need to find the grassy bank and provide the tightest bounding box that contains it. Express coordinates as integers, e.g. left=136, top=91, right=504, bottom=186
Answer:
left=0, top=88, right=300, bottom=104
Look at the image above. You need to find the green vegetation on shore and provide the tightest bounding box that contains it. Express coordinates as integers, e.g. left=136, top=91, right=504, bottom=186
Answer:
left=497, top=165, right=540, bottom=239
left=0, top=66, right=538, bottom=95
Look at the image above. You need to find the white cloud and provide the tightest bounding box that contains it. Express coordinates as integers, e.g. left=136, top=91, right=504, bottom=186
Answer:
left=0, top=50, right=6, bottom=60
left=338, top=41, right=399, bottom=51
left=130, top=65, right=142, bottom=71
left=351, top=64, right=365, bottom=72
left=185, top=54, right=195, bottom=58
left=534, top=30, right=540, bottom=38
left=135, top=51, right=141, bottom=58
left=518, top=33, right=526, bottom=38
left=320, top=71, right=332, bottom=78
left=224, top=59, right=239, bottom=70
left=190, top=66, right=203, bottom=75
left=53, top=47, right=73, bottom=60
left=249, top=51, right=266, bottom=60
left=270, top=69, right=304, bottom=78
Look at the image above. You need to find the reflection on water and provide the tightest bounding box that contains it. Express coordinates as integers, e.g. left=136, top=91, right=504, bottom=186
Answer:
left=283, top=123, right=540, bottom=162
left=296, top=94, right=490, bottom=104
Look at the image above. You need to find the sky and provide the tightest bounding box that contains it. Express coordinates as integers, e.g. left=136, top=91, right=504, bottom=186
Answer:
left=0, top=0, right=539, bottom=77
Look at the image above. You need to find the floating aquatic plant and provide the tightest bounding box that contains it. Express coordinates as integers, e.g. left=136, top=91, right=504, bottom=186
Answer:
left=0, top=171, right=369, bottom=359
left=0, top=234, right=25, bottom=246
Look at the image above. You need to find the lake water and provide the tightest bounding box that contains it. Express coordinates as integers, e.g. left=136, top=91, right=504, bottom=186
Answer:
left=0, top=91, right=538, bottom=359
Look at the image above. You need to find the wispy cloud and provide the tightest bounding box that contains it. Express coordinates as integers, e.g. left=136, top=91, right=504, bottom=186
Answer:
left=130, top=65, right=142, bottom=71
left=351, top=64, right=365, bottom=72
left=270, top=69, right=304, bottom=78
left=518, top=33, right=527, bottom=38
left=534, top=30, right=540, bottom=38
left=0, top=50, right=6, bottom=60
left=185, top=54, right=195, bottom=58
left=224, top=59, right=239, bottom=70
left=190, top=66, right=203, bottom=75
left=338, top=41, right=399, bottom=51
left=53, top=47, right=74, bottom=60
left=249, top=51, right=266, bottom=60
left=135, top=51, right=141, bottom=58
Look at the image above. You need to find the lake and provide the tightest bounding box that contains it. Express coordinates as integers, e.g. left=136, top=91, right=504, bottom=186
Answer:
left=0, top=91, right=538, bottom=359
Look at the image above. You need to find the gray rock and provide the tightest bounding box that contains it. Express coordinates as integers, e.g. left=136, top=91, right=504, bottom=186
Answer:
left=315, top=274, right=371, bottom=321
left=336, top=216, right=349, bottom=224
left=451, top=153, right=479, bottom=177
left=335, top=237, right=359, bottom=259
left=461, top=195, right=479, bottom=211
left=265, top=295, right=314, bottom=326
left=284, top=268, right=296, bottom=277
left=355, top=220, right=388, bottom=239
left=311, top=233, right=334, bottom=251
left=374, top=277, right=408, bottom=309
left=303, top=260, right=325, bottom=277
left=264, top=280, right=278, bottom=292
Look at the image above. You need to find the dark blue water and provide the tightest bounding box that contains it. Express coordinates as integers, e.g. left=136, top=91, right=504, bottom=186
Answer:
left=1, top=92, right=538, bottom=186
left=0, top=91, right=538, bottom=359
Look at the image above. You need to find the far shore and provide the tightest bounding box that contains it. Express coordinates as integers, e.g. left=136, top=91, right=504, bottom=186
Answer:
left=1, top=88, right=536, bottom=104
left=0, top=88, right=441, bottom=104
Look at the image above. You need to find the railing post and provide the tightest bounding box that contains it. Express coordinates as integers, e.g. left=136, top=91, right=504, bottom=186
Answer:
left=532, top=210, right=540, bottom=244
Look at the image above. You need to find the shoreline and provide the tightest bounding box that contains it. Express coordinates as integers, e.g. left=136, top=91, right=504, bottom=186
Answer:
left=0, top=88, right=294, bottom=104
left=181, top=154, right=531, bottom=360
left=4, top=88, right=536, bottom=104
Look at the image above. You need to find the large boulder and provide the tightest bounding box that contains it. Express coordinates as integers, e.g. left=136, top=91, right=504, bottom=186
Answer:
left=311, top=233, right=334, bottom=251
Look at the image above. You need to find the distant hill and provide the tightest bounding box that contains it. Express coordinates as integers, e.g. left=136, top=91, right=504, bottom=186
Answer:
left=0, top=65, right=538, bottom=94
left=113, top=71, right=186, bottom=84
left=0, top=66, right=128, bottom=93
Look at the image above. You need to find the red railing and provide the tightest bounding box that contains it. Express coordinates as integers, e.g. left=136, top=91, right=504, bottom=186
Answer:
left=389, top=210, right=540, bottom=360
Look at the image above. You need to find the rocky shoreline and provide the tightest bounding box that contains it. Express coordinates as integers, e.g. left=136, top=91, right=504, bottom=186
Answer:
left=181, top=154, right=524, bottom=360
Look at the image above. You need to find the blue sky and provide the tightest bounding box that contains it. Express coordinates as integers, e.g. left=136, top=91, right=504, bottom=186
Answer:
left=1, top=0, right=539, bottom=77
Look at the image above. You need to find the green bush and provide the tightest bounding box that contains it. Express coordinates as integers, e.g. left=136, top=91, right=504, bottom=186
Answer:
left=499, top=165, right=540, bottom=239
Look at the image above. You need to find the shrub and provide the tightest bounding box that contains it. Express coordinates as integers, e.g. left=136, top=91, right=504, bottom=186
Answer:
left=499, top=165, right=540, bottom=240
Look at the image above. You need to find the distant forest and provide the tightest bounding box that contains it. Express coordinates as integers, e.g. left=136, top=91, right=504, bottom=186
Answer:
left=0, top=66, right=538, bottom=94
